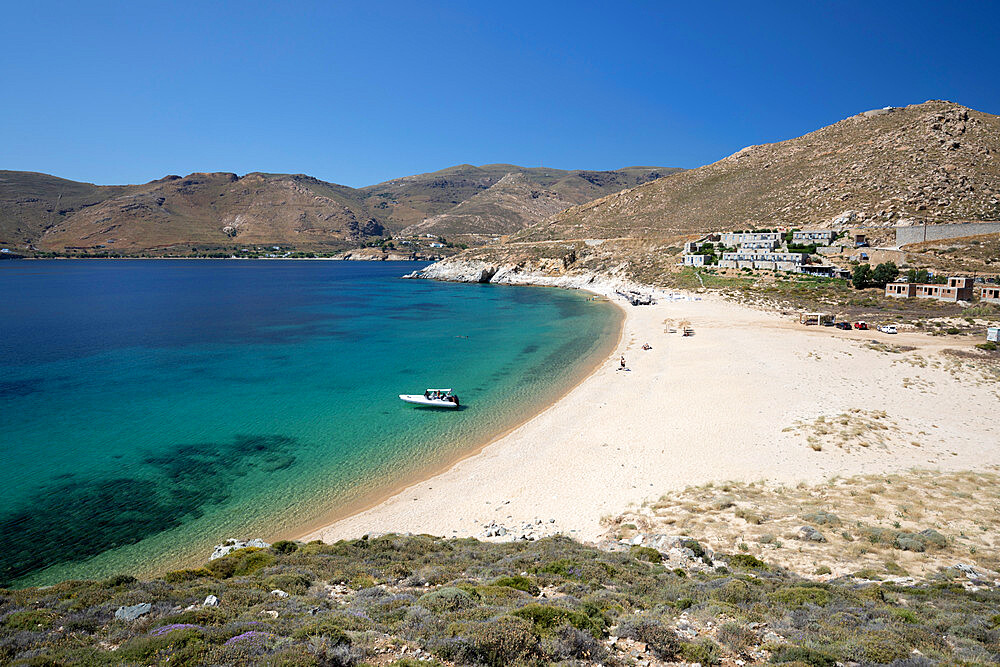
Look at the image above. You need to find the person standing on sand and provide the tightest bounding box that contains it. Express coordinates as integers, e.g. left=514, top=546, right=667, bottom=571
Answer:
left=620, top=355, right=626, bottom=370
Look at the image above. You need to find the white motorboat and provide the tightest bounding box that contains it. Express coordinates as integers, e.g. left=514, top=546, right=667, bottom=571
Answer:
left=399, top=388, right=460, bottom=409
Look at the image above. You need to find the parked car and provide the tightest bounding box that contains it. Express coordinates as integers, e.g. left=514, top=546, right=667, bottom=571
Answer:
left=853, top=321, right=869, bottom=330
left=878, top=325, right=898, bottom=334
left=822, top=320, right=835, bottom=327
left=835, top=322, right=852, bottom=330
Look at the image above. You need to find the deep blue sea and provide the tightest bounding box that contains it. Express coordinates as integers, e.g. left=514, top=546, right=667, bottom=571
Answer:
left=0, top=260, right=620, bottom=587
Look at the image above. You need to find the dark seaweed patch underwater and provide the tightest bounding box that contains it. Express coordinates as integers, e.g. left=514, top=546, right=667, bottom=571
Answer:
left=0, top=434, right=297, bottom=586
left=0, top=379, right=44, bottom=397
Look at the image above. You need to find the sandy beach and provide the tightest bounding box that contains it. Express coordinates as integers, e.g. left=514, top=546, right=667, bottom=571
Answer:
left=305, top=289, right=1000, bottom=545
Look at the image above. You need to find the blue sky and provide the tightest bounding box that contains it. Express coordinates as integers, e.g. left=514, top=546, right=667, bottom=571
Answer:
left=2, top=1, right=998, bottom=187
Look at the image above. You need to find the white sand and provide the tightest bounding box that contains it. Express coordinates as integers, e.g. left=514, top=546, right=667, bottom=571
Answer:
left=305, top=293, right=1000, bottom=544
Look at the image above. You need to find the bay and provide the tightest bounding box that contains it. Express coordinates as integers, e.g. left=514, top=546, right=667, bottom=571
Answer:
left=0, top=260, right=619, bottom=587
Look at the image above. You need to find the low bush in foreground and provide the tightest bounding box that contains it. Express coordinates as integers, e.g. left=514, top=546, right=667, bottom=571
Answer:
left=1, top=534, right=998, bottom=665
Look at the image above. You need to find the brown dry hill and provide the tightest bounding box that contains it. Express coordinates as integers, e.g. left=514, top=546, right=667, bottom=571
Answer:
left=1, top=171, right=384, bottom=253
left=0, top=164, right=676, bottom=253
left=398, top=172, right=575, bottom=241
left=362, top=164, right=678, bottom=239
left=518, top=100, right=1000, bottom=242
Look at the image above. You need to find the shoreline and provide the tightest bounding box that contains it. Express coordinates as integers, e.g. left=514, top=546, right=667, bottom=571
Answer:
left=304, top=275, right=1000, bottom=546
left=289, top=287, right=627, bottom=542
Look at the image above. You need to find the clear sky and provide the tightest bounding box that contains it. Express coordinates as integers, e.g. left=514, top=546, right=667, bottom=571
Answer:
left=3, top=1, right=998, bottom=187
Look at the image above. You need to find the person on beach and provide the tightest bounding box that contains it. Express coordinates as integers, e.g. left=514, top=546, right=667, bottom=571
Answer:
left=620, top=355, right=626, bottom=370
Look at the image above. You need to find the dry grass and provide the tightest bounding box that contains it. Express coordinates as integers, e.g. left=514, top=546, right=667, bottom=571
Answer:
left=606, top=469, right=1000, bottom=581
left=783, top=409, right=914, bottom=452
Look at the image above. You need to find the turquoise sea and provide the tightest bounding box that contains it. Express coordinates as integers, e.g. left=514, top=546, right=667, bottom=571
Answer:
left=0, top=260, right=620, bottom=587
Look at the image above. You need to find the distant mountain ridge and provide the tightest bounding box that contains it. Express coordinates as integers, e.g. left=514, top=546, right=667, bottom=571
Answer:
left=395, top=167, right=677, bottom=241
left=518, top=100, right=1000, bottom=242
left=0, top=164, right=678, bottom=253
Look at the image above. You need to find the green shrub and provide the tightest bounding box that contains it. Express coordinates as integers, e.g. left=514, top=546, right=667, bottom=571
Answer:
left=895, top=536, right=925, bottom=552
left=233, top=550, right=275, bottom=576
left=717, top=622, right=757, bottom=656
left=419, top=586, right=476, bottom=612
left=101, top=573, right=138, bottom=588
left=267, top=572, right=312, bottom=595
left=767, top=586, right=831, bottom=607
left=271, top=540, right=300, bottom=554
left=770, top=645, right=837, bottom=666
left=676, top=597, right=694, bottom=610
left=222, top=587, right=269, bottom=609
left=854, top=585, right=886, bottom=602
left=537, top=558, right=577, bottom=577
left=893, top=529, right=946, bottom=552
left=680, top=637, right=721, bottom=665
left=801, top=510, right=840, bottom=525
left=119, top=627, right=208, bottom=662
left=461, top=616, right=539, bottom=667
left=492, top=575, right=539, bottom=596
left=349, top=573, right=377, bottom=589
left=710, top=579, right=761, bottom=605
left=292, top=618, right=351, bottom=644
left=976, top=341, right=999, bottom=351
left=680, top=539, right=706, bottom=559
left=165, top=568, right=213, bottom=583
left=917, top=528, right=947, bottom=547
left=509, top=604, right=604, bottom=638
left=617, top=618, right=680, bottom=660
left=727, top=554, right=767, bottom=570
left=204, top=548, right=275, bottom=578
left=891, top=608, right=919, bottom=623
left=3, top=609, right=59, bottom=630
left=458, top=583, right=525, bottom=604
left=860, top=634, right=911, bottom=663
left=630, top=545, right=663, bottom=563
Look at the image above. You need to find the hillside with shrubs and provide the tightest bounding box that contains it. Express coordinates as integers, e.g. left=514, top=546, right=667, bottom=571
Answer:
left=2, top=532, right=998, bottom=666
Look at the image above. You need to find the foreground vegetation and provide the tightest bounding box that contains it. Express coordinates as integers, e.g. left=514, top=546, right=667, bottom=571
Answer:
left=2, top=530, right=998, bottom=665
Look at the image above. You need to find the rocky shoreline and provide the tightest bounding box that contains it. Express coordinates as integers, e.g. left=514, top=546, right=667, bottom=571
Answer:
left=405, top=256, right=659, bottom=300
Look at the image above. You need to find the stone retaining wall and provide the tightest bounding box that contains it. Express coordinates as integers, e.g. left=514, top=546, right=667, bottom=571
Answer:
left=895, top=222, right=1000, bottom=246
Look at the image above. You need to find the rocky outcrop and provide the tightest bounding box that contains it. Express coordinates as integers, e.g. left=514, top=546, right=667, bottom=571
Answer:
left=409, top=258, right=636, bottom=296
left=114, top=603, right=152, bottom=621
left=210, top=538, right=270, bottom=560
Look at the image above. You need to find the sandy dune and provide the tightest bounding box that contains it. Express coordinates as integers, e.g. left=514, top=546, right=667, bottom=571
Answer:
left=306, top=293, right=1000, bottom=544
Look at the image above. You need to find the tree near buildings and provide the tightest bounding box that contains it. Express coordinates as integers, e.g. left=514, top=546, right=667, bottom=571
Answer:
left=871, top=262, right=900, bottom=287
left=852, top=264, right=872, bottom=289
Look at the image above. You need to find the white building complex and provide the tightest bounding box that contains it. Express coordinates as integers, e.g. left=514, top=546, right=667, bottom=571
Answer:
left=792, top=230, right=836, bottom=244
left=719, top=232, right=782, bottom=246
left=719, top=251, right=805, bottom=272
